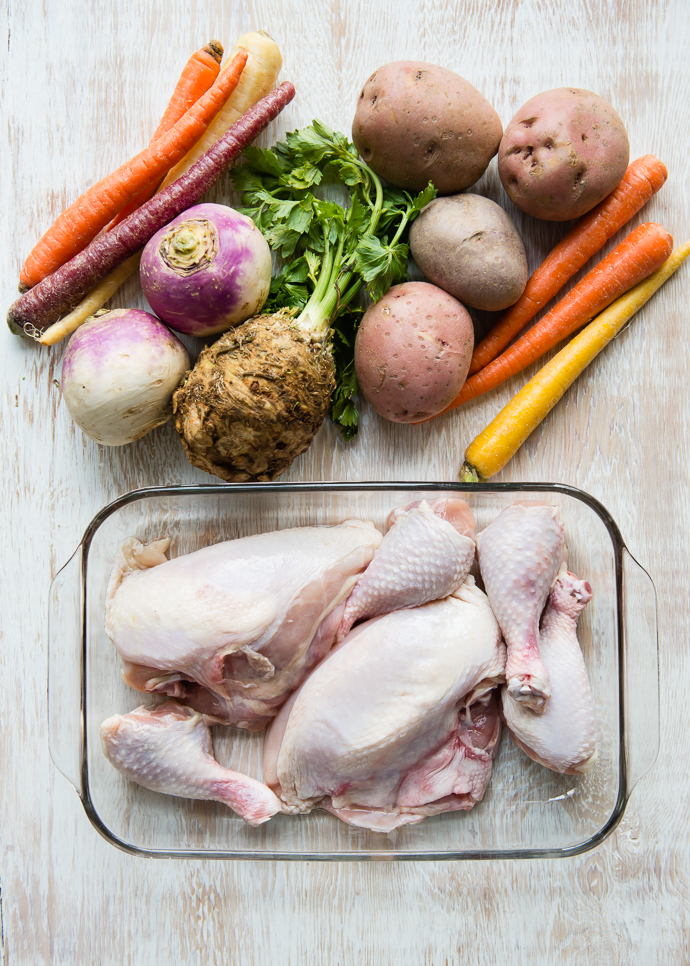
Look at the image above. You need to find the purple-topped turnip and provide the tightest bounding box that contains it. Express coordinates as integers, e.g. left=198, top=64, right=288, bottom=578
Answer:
left=61, top=309, right=190, bottom=446
left=140, top=203, right=272, bottom=337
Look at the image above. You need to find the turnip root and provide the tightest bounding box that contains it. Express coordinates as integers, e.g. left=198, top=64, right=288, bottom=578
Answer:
left=61, top=309, right=190, bottom=446
left=8, top=83, right=295, bottom=338
left=140, top=203, right=272, bottom=337
left=171, top=121, right=436, bottom=481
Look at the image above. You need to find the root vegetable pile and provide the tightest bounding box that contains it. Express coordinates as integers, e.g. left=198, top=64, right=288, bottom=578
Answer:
left=172, top=120, right=436, bottom=481
left=7, top=41, right=687, bottom=487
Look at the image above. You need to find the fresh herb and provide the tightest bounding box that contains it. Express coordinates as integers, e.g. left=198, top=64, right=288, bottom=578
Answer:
left=232, top=120, right=436, bottom=436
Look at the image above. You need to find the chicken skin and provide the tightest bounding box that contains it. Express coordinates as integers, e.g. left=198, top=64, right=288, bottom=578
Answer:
left=264, top=578, right=506, bottom=831
left=105, top=521, right=382, bottom=730
left=502, top=571, right=597, bottom=774
left=476, top=502, right=565, bottom=713
left=101, top=702, right=281, bottom=826
left=337, top=497, right=476, bottom=641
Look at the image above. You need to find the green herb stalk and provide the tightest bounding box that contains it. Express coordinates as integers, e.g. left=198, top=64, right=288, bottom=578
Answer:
left=232, top=120, right=436, bottom=438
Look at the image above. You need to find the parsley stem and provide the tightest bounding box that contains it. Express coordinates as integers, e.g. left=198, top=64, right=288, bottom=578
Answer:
left=389, top=202, right=414, bottom=247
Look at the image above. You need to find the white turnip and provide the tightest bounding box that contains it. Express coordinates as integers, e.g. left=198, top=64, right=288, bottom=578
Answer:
left=60, top=309, right=190, bottom=446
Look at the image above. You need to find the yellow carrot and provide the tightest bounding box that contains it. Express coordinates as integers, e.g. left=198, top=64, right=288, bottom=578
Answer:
left=38, top=254, right=141, bottom=345
left=460, top=240, right=690, bottom=482
left=42, top=31, right=282, bottom=346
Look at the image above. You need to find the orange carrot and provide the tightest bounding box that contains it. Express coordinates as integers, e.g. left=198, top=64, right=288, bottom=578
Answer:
left=468, top=155, right=668, bottom=375
left=19, top=50, right=248, bottom=290
left=441, top=222, right=673, bottom=411
left=461, top=241, right=690, bottom=481
left=152, top=40, right=223, bottom=141
left=105, top=40, right=223, bottom=232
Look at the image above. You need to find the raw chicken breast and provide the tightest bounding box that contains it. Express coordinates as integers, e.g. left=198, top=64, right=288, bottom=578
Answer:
left=502, top=571, right=597, bottom=774
left=265, top=578, right=506, bottom=831
left=105, top=521, right=382, bottom=730
left=101, top=702, right=281, bottom=826
left=337, top=497, right=476, bottom=641
left=476, top=502, right=565, bottom=712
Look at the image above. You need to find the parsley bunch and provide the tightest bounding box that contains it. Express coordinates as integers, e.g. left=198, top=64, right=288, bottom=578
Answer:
left=232, top=120, right=436, bottom=438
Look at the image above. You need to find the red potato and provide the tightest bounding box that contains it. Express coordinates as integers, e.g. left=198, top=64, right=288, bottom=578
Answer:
left=498, top=88, right=630, bottom=221
left=352, top=62, right=502, bottom=194
left=355, top=281, right=474, bottom=423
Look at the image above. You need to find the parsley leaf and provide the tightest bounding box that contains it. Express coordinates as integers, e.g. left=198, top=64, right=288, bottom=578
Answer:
left=232, top=125, right=437, bottom=438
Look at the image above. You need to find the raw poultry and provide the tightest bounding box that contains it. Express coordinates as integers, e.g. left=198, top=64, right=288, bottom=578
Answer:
left=476, top=502, right=565, bottom=713
left=101, top=497, right=598, bottom=830
left=105, top=520, right=383, bottom=730
left=264, top=579, right=505, bottom=830
left=105, top=497, right=477, bottom=731
left=500, top=570, right=597, bottom=774
left=336, top=496, right=476, bottom=640
left=101, top=702, right=281, bottom=826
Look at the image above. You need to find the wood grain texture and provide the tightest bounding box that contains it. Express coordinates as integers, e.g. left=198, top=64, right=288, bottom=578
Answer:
left=2, top=0, right=689, bottom=962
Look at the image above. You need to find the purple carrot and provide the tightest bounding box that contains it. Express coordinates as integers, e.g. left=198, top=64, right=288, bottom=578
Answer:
left=8, top=81, right=295, bottom=338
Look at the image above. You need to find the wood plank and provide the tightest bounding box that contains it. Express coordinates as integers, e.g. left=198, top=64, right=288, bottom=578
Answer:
left=2, top=0, right=689, bottom=962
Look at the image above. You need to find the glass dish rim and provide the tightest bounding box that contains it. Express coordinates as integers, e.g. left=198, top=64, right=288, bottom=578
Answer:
left=75, top=480, right=632, bottom=861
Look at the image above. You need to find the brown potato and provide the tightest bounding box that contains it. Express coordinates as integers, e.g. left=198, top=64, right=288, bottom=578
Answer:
left=409, top=194, right=529, bottom=312
left=498, top=88, right=630, bottom=221
left=352, top=62, right=502, bottom=194
left=354, top=281, right=474, bottom=423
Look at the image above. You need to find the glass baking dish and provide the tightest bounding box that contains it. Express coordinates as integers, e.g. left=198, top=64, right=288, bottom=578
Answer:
left=48, top=482, right=659, bottom=860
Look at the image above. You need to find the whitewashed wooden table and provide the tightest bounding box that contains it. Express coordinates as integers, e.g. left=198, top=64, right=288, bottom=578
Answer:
left=2, top=0, right=689, bottom=962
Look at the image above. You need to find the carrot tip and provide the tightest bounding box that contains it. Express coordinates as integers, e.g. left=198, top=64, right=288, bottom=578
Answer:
left=459, top=461, right=481, bottom=483
left=206, top=40, right=224, bottom=62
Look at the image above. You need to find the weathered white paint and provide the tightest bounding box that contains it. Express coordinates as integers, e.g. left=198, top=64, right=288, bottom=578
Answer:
left=1, top=0, right=689, bottom=962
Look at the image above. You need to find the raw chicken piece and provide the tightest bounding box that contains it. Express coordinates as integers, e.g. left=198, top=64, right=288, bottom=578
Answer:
left=101, top=702, right=281, bottom=826
left=502, top=571, right=597, bottom=774
left=337, top=497, right=476, bottom=641
left=105, top=521, right=382, bottom=730
left=264, top=578, right=506, bottom=831
left=476, top=502, right=565, bottom=713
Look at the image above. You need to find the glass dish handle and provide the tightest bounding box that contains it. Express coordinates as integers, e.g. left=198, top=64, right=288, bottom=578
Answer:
left=621, top=549, right=659, bottom=793
left=48, top=547, right=83, bottom=796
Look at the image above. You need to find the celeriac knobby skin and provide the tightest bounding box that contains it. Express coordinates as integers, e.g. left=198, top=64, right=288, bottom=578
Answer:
left=100, top=702, right=281, bottom=826
left=105, top=521, right=382, bottom=730
left=336, top=497, right=476, bottom=641
left=502, top=571, right=597, bottom=774
left=265, top=579, right=506, bottom=832
left=476, top=502, right=565, bottom=713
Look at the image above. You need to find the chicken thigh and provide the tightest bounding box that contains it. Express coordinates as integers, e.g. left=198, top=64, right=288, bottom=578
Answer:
left=101, top=702, right=281, bottom=825
left=337, top=497, right=476, bottom=641
left=105, top=521, right=382, bottom=730
left=502, top=571, right=597, bottom=774
left=476, top=502, right=565, bottom=713
left=264, top=578, right=506, bottom=831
